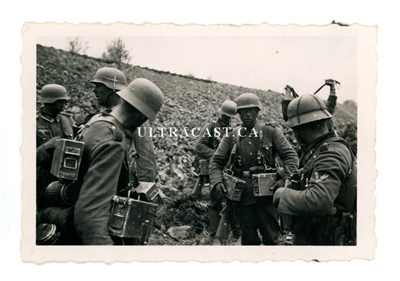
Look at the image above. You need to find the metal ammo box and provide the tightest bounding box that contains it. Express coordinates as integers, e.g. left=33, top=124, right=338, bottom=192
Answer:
left=135, top=182, right=166, bottom=216
left=108, top=195, right=158, bottom=244
left=252, top=173, right=277, bottom=196
left=199, top=159, right=210, bottom=175
left=223, top=172, right=245, bottom=202
left=50, top=139, right=84, bottom=181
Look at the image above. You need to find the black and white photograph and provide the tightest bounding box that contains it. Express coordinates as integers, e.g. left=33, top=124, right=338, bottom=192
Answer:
left=4, top=0, right=400, bottom=279
left=19, top=22, right=376, bottom=262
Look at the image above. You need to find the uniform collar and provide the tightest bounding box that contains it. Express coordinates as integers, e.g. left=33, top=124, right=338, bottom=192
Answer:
left=304, top=131, right=336, bottom=154
left=239, top=120, right=260, bottom=137
left=99, top=111, right=133, bottom=140
left=39, top=110, right=60, bottom=123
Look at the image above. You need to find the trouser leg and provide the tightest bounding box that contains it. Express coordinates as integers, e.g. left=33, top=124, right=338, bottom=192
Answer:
left=255, top=198, right=280, bottom=245
left=228, top=202, right=241, bottom=239
left=237, top=204, right=261, bottom=245
left=208, top=187, right=222, bottom=237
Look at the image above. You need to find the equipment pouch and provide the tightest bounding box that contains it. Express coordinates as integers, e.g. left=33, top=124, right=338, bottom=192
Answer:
left=222, top=172, right=245, bottom=202
left=108, top=195, right=158, bottom=243
left=199, top=159, right=210, bottom=176
left=252, top=173, right=277, bottom=196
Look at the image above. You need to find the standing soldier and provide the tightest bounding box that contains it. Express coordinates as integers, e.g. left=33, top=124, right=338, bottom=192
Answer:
left=209, top=93, right=299, bottom=245
left=273, top=94, right=356, bottom=245
left=90, top=67, right=158, bottom=184
left=73, top=78, right=164, bottom=245
left=193, top=100, right=241, bottom=244
left=36, top=84, right=74, bottom=211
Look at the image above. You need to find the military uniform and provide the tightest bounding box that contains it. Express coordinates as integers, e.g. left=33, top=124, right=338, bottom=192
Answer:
left=129, top=120, right=158, bottom=183
left=194, top=120, right=240, bottom=239
left=73, top=112, right=133, bottom=245
left=36, top=110, right=74, bottom=210
left=85, top=110, right=158, bottom=184
left=276, top=131, right=356, bottom=245
left=210, top=121, right=298, bottom=245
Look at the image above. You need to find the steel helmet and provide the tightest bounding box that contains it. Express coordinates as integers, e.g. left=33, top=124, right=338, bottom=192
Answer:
left=235, top=93, right=262, bottom=111
left=38, top=84, right=70, bottom=103
left=116, top=78, right=164, bottom=121
left=286, top=94, right=332, bottom=128
left=217, top=100, right=237, bottom=117
left=91, top=67, right=127, bottom=91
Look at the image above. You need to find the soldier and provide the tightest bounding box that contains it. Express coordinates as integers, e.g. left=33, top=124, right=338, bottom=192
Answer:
left=193, top=100, right=241, bottom=244
left=273, top=94, right=356, bottom=245
left=73, top=78, right=164, bottom=245
left=209, top=93, right=299, bottom=245
left=90, top=67, right=158, bottom=183
left=36, top=84, right=74, bottom=211
left=341, top=122, right=357, bottom=156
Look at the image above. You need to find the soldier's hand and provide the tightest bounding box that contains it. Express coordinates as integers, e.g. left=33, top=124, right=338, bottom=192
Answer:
left=273, top=187, right=284, bottom=208
left=270, top=179, right=285, bottom=193
left=42, top=137, right=61, bottom=151
left=214, top=183, right=226, bottom=199
left=325, top=79, right=338, bottom=92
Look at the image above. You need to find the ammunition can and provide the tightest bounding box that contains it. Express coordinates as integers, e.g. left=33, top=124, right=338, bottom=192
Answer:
left=50, top=139, right=84, bottom=181
left=108, top=196, right=158, bottom=239
left=222, top=172, right=245, bottom=202
left=135, top=182, right=166, bottom=216
left=252, top=173, right=277, bottom=196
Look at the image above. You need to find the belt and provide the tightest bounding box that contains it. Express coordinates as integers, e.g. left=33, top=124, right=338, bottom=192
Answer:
left=238, top=166, right=277, bottom=179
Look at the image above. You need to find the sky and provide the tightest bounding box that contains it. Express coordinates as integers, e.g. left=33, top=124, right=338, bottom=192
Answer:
left=37, top=35, right=357, bottom=103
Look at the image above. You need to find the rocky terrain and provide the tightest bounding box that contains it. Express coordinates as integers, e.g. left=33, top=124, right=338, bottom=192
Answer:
left=36, top=44, right=357, bottom=245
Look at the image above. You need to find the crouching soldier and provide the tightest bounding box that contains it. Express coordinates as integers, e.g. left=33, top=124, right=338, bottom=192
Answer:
left=193, top=100, right=241, bottom=244
left=209, top=93, right=299, bottom=245
left=273, top=94, right=357, bottom=245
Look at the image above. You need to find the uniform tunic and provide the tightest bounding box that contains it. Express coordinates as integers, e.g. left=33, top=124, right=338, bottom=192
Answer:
left=85, top=110, right=158, bottom=184
left=73, top=113, right=132, bottom=245
left=210, top=121, right=298, bottom=244
left=130, top=120, right=158, bottom=183
left=36, top=111, right=74, bottom=210
left=277, top=131, right=355, bottom=245
left=194, top=120, right=223, bottom=159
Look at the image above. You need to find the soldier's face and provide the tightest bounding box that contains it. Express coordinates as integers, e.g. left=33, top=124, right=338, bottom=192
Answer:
left=292, top=127, right=309, bottom=146
left=220, top=114, right=231, bottom=127
left=93, top=83, right=112, bottom=106
left=45, top=99, right=67, bottom=115
left=238, top=108, right=259, bottom=128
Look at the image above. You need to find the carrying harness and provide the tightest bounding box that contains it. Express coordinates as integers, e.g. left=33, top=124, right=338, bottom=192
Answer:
left=226, top=123, right=284, bottom=177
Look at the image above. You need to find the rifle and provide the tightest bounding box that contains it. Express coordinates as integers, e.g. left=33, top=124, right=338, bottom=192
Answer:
left=214, top=200, right=229, bottom=245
